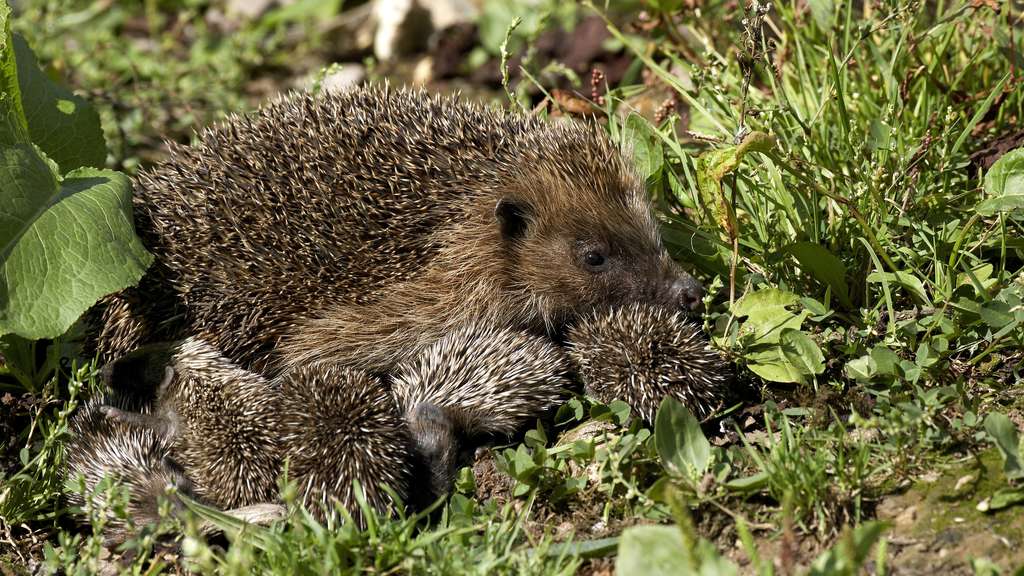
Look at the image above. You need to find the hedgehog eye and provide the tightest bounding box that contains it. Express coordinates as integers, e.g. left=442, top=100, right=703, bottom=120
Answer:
left=583, top=250, right=608, bottom=271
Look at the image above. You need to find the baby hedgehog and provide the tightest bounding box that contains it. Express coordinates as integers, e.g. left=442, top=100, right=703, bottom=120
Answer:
left=70, top=323, right=573, bottom=533
left=392, top=322, right=571, bottom=499
left=65, top=394, right=193, bottom=543
left=277, top=362, right=412, bottom=523
left=161, top=338, right=283, bottom=510
left=566, top=303, right=729, bottom=423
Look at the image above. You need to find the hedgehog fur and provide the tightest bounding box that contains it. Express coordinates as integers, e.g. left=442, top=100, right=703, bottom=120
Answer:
left=392, top=322, right=571, bottom=496
left=277, top=362, right=413, bottom=522
left=566, top=303, right=729, bottom=422
left=97, top=84, right=703, bottom=378
left=392, top=322, right=571, bottom=436
left=161, top=338, right=283, bottom=510
left=65, top=397, right=194, bottom=544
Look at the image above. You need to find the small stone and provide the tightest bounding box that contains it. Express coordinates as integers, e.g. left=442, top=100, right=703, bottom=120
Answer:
left=318, top=65, right=367, bottom=94
left=954, top=474, right=975, bottom=492
left=374, top=0, right=433, bottom=61
left=411, top=57, right=433, bottom=86
left=422, top=0, right=477, bottom=30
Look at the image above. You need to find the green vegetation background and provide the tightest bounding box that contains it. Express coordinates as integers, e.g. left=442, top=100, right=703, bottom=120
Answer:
left=1, top=0, right=1022, bottom=573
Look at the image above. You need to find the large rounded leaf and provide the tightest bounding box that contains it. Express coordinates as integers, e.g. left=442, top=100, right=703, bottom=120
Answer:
left=0, top=7, right=150, bottom=340
left=0, top=164, right=152, bottom=339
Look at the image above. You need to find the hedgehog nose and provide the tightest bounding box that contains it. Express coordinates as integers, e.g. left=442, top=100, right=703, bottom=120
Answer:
left=671, top=275, right=704, bottom=312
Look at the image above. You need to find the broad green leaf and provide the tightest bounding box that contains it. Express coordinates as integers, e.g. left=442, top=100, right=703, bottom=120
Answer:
left=655, top=397, right=711, bottom=480
left=979, top=301, right=1014, bottom=329
left=625, top=114, right=663, bottom=183
left=732, top=288, right=807, bottom=345
left=978, top=148, right=1024, bottom=215
left=845, top=354, right=875, bottom=381
left=609, top=399, right=631, bottom=425
left=615, top=525, right=689, bottom=576
left=780, top=328, right=825, bottom=376
left=869, top=345, right=900, bottom=376
left=723, top=471, right=768, bottom=493
left=0, top=144, right=58, bottom=250
left=0, top=3, right=28, bottom=144
left=13, top=35, right=105, bottom=174
left=984, top=412, right=1024, bottom=480
left=783, top=241, right=852, bottom=308
left=745, top=329, right=824, bottom=384
left=867, top=271, right=930, bottom=305
left=746, top=349, right=807, bottom=383
left=0, top=166, right=152, bottom=339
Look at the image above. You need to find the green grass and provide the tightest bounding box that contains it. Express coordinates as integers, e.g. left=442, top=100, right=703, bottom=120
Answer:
left=2, top=0, right=1023, bottom=573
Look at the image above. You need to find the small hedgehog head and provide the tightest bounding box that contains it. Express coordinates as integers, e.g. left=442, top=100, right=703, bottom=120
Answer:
left=488, top=121, right=703, bottom=331
left=403, top=401, right=465, bottom=505
left=277, top=363, right=412, bottom=523
left=566, top=303, right=729, bottom=423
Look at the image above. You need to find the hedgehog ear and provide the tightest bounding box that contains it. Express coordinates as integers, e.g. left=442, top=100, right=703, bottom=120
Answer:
left=495, top=198, right=531, bottom=240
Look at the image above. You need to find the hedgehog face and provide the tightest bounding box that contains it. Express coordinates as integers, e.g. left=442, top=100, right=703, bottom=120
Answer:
left=496, top=175, right=703, bottom=330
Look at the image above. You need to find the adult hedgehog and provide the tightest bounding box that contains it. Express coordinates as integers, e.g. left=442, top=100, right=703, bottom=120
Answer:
left=96, top=85, right=703, bottom=377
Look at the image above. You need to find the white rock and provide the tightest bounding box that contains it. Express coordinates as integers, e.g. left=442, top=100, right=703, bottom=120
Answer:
left=373, top=0, right=432, bottom=61
left=425, top=0, right=477, bottom=30
left=373, top=0, right=476, bottom=61
left=318, top=64, right=367, bottom=94
left=226, top=0, right=279, bottom=20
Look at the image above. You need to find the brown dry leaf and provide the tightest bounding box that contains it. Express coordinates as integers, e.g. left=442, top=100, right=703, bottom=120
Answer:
left=550, top=89, right=598, bottom=118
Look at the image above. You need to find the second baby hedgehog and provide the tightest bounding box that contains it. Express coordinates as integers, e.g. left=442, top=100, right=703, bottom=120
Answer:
left=567, top=303, right=729, bottom=422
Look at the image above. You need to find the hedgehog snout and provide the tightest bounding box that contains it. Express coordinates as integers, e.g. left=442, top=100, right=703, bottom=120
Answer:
left=654, top=257, right=704, bottom=312
left=669, top=273, right=704, bottom=312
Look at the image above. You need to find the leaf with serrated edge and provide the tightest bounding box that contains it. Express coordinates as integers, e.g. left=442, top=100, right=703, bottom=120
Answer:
left=0, top=166, right=152, bottom=339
